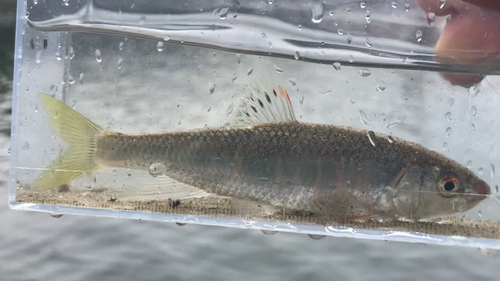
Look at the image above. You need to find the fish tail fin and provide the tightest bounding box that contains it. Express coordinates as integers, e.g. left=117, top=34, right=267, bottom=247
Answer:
left=33, top=93, right=106, bottom=190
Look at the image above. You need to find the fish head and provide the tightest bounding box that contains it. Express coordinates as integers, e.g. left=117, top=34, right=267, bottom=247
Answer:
left=392, top=161, right=490, bottom=220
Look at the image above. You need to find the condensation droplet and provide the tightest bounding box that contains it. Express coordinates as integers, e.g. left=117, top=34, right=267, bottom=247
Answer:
left=268, top=0, right=274, bottom=4
left=338, top=28, right=344, bottom=35
left=294, top=51, right=300, bottom=60
left=219, top=7, right=229, bottom=19
left=467, top=160, right=473, bottom=169
left=50, top=213, right=63, bottom=218
left=176, top=222, right=186, bottom=226
left=415, top=30, right=423, bottom=42
left=445, top=112, right=452, bottom=121
left=208, top=81, right=216, bottom=94
left=471, top=106, right=477, bottom=118
left=490, top=164, right=495, bottom=178
left=63, top=0, right=69, bottom=6
left=478, top=167, right=484, bottom=175
left=79, top=73, right=84, bottom=84
left=333, top=62, right=341, bottom=70
left=68, top=46, right=75, bottom=59
left=298, top=24, right=303, bottom=30
left=360, top=2, right=366, bottom=8
left=376, top=82, right=385, bottom=91
left=367, top=131, right=376, bottom=147
left=149, top=163, right=167, bottom=177
left=308, top=234, right=326, bottom=240
left=299, top=96, right=304, bottom=105
left=119, top=42, right=124, bottom=52
left=262, top=230, right=277, bottom=235
left=258, top=177, right=270, bottom=182
left=55, top=50, right=62, bottom=61
left=478, top=210, right=482, bottom=218
left=311, top=2, right=324, bottom=23
left=442, top=142, right=448, bottom=152
left=36, top=50, right=42, bottom=64
left=358, top=69, right=371, bottom=77
left=391, top=2, right=397, bottom=8
left=471, top=123, right=476, bottom=132
left=288, top=78, right=296, bottom=86
left=365, top=39, right=373, bottom=47
left=365, top=11, right=371, bottom=24
left=68, top=74, right=75, bottom=85
left=117, top=58, right=123, bottom=69
left=274, top=65, right=283, bottom=73
left=95, top=49, right=102, bottom=63
left=439, top=0, right=446, bottom=9
left=359, top=110, right=368, bottom=125
left=157, top=41, right=164, bottom=52
left=445, top=127, right=452, bottom=137
left=387, top=135, right=394, bottom=143
left=404, top=3, right=410, bottom=11
left=427, top=12, right=435, bottom=25
left=247, top=68, right=253, bottom=76
left=227, top=103, right=234, bottom=116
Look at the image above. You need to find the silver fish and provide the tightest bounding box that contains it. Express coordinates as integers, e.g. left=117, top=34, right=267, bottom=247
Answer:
left=33, top=81, right=490, bottom=220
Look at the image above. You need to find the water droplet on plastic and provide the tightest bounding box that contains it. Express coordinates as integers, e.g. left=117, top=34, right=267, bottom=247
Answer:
left=258, top=177, right=270, bottom=182
left=35, top=50, right=42, bottom=64
left=68, top=74, right=75, bottom=85
left=288, top=78, right=296, bottom=86
left=298, top=24, right=302, bottom=30
left=478, top=210, right=482, bottom=218
left=219, top=7, right=229, bottom=19
left=365, top=39, right=373, bottom=47
left=34, top=0, right=38, bottom=4
left=359, top=110, right=368, bottom=125
left=445, top=112, right=452, bottom=121
left=227, top=103, right=234, bottom=115
left=338, top=28, right=344, bottom=35
left=149, top=163, right=167, bottom=177
left=163, top=35, right=170, bottom=42
left=95, top=49, right=102, bottom=63
left=358, top=69, right=371, bottom=77
left=63, top=0, right=69, bottom=6
left=391, top=2, right=397, bottom=8
left=367, top=131, right=376, bottom=147
left=311, top=2, right=324, bottom=23
left=376, top=82, right=385, bottom=91
left=117, top=58, right=123, bottom=69
left=365, top=11, right=371, bottom=24
left=404, top=3, right=410, bottom=11
left=387, top=135, right=394, bottom=143
left=55, top=50, right=62, bottom=61
left=247, top=68, right=253, bottom=76
left=294, top=51, right=300, bottom=60
left=68, top=46, right=75, bottom=59
left=333, top=62, right=341, bottom=70
left=360, top=2, right=366, bottom=8
left=490, top=164, right=495, bottom=178
left=261, top=33, right=267, bottom=39
left=119, top=42, right=124, bottom=52
left=208, top=81, right=216, bottom=94
left=467, top=160, right=473, bottom=169
left=439, top=0, right=446, bottom=9
left=268, top=0, right=274, bottom=4
left=415, top=30, right=423, bottom=42
left=471, top=106, right=477, bottom=118
left=478, top=167, right=484, bottom=175
left=427, top=12, right=435, bottom=25
left=346, top=34, right=352, bottom=44
left=176, top=222, right=186, bottom=226
left=308, top=234, right=326, bottom=240
left=274, top=65, right=283, bottom=73
left=442, top=142, right=448, bottom=152
left=139, top=16, right=146, bottom=24
left=7, top=148, right=10, bottom=155
left=299, top=96, right=304, bottom=105
left=157, top=41, right=164, bottom=52
left=262, top=230, right=277, bottom=235
left=268, top=42, right=273, bottom=49
left=471, top=123, right=475, bottom=132
left=79, top=73, right=84, bottom=84
left=445, top=127, right=452, bottom=137
left=50, top=213, right=63, bottom=218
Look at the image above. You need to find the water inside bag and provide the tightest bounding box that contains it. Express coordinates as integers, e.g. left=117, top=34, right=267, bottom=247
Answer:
left=9, top=0, right=500, bottom=248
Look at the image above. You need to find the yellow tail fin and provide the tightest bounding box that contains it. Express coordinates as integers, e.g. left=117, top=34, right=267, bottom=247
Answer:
left=33, top=93, right=105, bottom=190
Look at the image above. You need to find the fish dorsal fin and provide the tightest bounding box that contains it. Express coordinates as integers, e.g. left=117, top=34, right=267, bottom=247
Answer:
left=233, top=80, right=297, bottom=127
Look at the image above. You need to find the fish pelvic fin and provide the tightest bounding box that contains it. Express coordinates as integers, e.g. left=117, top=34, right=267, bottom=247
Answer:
left=33, top=93, right=106, bottom=190
left=233, top=79, right=297, bottom=127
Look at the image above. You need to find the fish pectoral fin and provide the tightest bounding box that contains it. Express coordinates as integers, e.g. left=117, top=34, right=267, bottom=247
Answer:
left=233, top=78, right=297, bottom=127
left=230, top=198, right=277, bottom=216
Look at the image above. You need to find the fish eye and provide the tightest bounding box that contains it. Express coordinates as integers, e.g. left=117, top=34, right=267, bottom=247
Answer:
left=438, top=176, right=458, bottom=196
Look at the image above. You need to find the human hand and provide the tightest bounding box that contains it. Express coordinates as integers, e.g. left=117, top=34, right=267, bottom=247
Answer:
left=415, top=0, right=500, bottom=87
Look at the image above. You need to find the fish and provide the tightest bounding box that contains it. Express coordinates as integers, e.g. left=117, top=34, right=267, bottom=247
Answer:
left=32, top=80, right=490, bottom=220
